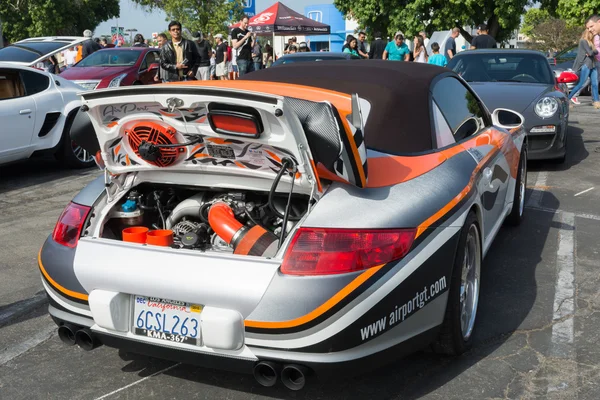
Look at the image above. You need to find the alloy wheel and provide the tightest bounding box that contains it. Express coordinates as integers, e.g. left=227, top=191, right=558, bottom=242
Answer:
left=460, top=224, right=481, bottom=341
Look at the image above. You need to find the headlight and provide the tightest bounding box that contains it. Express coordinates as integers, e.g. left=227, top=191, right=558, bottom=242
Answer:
left=535, top=97, right=558, bottom=118
left=108, top=73, right=128, bottom=88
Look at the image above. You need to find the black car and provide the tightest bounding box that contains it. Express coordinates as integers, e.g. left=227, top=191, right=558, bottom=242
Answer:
left=271, top=52, right=361, bottom=67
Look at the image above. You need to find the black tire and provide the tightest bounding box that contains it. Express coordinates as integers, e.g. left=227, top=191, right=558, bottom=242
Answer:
left=506, top=146, right=527, bottom=226
left=432, top=211, right=481, bottom=356
left=55, top=112, right=96, bottom=169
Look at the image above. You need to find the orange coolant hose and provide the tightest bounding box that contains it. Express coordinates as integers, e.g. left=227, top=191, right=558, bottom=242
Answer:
left=208, top=202, right=244, bottom=244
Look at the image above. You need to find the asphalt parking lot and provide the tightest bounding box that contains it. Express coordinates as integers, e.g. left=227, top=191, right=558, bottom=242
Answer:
left=1, top=100, right=599, bottom=400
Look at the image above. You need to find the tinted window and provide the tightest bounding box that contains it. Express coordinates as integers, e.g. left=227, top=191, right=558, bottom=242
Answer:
left=20, top=70, right=50, bottom=95
left=272, top=55, right=347, bottom=66
left=432, top=77, right=485, bottom=141
left=77, top=50, right=141, bottom=67
left=0, top=42, right=68, bottom=63
left=141, top=51, right=160, bottom=69
left=0, top=69, right=25, bottom=100
left=448, top=52, right=554, bottom=84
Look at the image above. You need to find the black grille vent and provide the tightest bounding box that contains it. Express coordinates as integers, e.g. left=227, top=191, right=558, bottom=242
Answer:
left=38, top=112, right=62, bottom=137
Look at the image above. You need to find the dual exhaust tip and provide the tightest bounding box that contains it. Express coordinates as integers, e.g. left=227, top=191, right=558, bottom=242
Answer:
left=253, top=361, right=309, bottom=391
left=57, top=324, right=101, bottom=351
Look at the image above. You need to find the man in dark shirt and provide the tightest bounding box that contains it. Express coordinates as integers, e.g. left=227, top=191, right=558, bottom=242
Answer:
left=444, top=27, right=460, bottom=64
left=368, top=32, right=386, bottom=59
left=81, top=29, right=101, bottom=59
left=470, top=24, right=497, bottom=49
left=214, top=34, right=228, bottom=80
left=357, top=31, right=368, bottom=58
left=193, top=31, right=212, bottom=80
left=231, top=16, right=254, bottom=76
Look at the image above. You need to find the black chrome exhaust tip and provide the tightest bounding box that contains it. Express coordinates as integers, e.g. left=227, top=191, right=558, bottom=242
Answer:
left=75, top=328, right=100, bottom=351
left=253, top=361, right=279, bottom=387
left=57, top=324, right=77, bottom=346
left=281, top=364, right=309, bottom=391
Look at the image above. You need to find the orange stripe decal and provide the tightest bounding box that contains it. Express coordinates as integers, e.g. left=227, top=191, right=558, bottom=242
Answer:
left=38, top=250, right=89, bottom=301
left=245, top=264, right=384, bottom=329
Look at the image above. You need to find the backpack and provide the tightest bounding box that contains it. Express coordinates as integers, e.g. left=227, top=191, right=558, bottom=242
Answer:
left=226, top=46, right=232, bottom=62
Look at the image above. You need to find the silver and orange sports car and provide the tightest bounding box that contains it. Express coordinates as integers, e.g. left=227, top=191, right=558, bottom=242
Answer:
left=39, top=61, right=527, bottom=390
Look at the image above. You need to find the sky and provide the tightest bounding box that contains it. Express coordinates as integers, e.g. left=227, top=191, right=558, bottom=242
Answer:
left=94, top=0, right=333, bottom=40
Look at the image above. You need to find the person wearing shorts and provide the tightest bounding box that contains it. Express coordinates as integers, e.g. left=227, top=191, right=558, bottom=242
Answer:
left=214, top=34, right=228, bottom=80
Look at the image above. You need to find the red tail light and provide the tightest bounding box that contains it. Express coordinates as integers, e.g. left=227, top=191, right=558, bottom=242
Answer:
left=281, top=228, right=416, bottom=276
left=52, top=202, right=91, bottom=248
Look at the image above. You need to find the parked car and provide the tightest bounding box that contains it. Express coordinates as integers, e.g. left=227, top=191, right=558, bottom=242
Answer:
left=40, top=61, right=527, bottom=390
left=59, top=47, right=161, bottom=90
left=449, top=49, right=569, bottom=162
left=0, top=62, right=93, bottom=168
left=548, top=45, right=577, bottom=69
left=0, top=36, right=87, bottom=68
left=271, top=51, right=362, bottom=67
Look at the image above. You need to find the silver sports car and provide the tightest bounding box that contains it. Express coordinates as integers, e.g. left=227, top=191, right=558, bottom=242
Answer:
left=448, top=49, right=569, bottom=162
left=39, top=61, right=526, bottom=390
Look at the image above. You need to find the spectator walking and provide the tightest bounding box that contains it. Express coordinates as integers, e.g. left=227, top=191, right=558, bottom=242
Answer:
left=570, top=32, right=600, bottom=104
left=154, top=33, right=168, bottom=83
left=160, top=21, right=197, bottom=82
left=263, top=44, right=273, bottom=67
left=133, top=34, right=148, bottom=47
left=470, top=24, right=496, bottom=49
left=214, top=34, right=228, bottom=80
left=444, top=27, right=460, bottom=63
left=357, top=32, right=369, bottom=58
left=343, top=36, right=360, bottom=57
left=413, top=35, right=427, bottom=63
left=427, top=42, right=447, bottom=67
left=383, top=34, right=410, bottom=61
left=193, top=31, right=212, bottom=80
left=368, top=32, right=386, bottom=59
left=568, top=29, right=599, bottom=108
left=252, top=39, right=263, bottom=71
left=231, top=15, right=254, bottom=76
left=81, top=29, right=101, bottom=60
left=420, top=31, right=430, bottom=48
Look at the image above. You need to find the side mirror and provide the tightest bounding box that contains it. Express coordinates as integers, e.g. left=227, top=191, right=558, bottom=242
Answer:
left=557, top=71, right=578, bottom=83
left=492, top=108, right=524, bottom=130
left=149, top=62, right=160, bottom=71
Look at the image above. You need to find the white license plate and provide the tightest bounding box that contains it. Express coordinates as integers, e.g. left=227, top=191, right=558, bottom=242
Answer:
left=133, top=295, right=203, bottom=345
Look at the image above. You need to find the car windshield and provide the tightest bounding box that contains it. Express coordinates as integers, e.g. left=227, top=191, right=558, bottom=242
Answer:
left=448, top=53, right=554, bottom=84
left=77, top=50, right=140, bottom=67
left=0, top=42, right=70, bottom=63
left=275, top=56, right=347, bottom=65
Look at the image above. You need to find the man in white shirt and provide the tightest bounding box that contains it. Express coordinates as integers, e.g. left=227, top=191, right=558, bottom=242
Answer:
left=63, top=47, right=77, bottom=68
left=420, top=31, right=430, bottom=48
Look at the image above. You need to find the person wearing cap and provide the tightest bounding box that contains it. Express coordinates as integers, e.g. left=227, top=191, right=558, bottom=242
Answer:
left=193, top=31, right=212, bottom=80
left=470, top=24, right=497, bottom=49
left=214, top=34, right=228, bottom=80
left=298, top=42, right=310, bottom=52
left=81, top=29, right=101, bottom=60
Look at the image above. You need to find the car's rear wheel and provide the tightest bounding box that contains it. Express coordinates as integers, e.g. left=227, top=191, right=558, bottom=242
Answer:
left=506, top=146, right=527, bottom=225
left=433, top=211, right=481, bottom=355
left=55, top=112, right=96, bottom=169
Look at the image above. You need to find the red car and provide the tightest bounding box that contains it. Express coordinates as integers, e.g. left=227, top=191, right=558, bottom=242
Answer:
left=59, top=47, right=161, bottom=90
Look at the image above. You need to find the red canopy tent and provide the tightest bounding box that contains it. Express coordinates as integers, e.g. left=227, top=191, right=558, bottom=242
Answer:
left=230, top=2, right=331, bottom=56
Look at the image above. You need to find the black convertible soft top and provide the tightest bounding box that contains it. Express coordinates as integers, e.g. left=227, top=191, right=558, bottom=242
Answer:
left=241, top=60, right=452, bottom=154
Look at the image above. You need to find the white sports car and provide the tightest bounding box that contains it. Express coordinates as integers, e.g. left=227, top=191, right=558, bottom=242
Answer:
left=0, top=62, right=94, bottom=167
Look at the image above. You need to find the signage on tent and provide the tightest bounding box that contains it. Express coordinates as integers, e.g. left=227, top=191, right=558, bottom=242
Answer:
left=252, top=12, right=274, bottom=24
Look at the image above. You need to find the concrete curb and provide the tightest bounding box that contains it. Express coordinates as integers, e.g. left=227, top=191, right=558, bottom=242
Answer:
left=0, top=293, right=48, bottom=327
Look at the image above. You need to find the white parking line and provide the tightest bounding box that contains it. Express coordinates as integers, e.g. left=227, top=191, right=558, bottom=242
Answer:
left=94, top=362, right=181, bottom=400
left=0, top=324, right=56, bottom=366
left=527, top=171, right=548, bottom=208
left=548, top=211, right=577, bottom=394
left=574, top=187, right=594, bottom=197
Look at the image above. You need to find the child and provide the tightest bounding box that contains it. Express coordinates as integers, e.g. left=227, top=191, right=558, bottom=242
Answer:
left=428, top=42, right=447, bottom=67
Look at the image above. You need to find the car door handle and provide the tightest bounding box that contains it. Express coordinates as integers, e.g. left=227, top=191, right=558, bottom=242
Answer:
left=19, top=109, right=32, bottom=115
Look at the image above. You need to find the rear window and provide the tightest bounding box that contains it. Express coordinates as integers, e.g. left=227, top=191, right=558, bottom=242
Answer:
left=274, top=56, right=347, bottom=65
left=0, top=42, right=68, bottom=63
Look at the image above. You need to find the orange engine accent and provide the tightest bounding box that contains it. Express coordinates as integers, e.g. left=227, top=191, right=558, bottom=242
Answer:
left=208, top=202, right=278, bottom=257
left=126, top=122, right=180, bottom=167
left=208, top=202, right=244, bottom=244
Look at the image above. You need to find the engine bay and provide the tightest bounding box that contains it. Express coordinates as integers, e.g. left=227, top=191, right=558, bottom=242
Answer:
left=101, top=182, right=309, bottom=258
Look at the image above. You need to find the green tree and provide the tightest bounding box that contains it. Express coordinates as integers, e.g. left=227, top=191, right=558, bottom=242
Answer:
left=555, top=0, right=600, bottom=27
left=131, top=0, right=246, bottom=37
left=335, top=0, right=531, bottom=43
left=0, top=0, right=119, bottom=43
left=526, top=18, right=581, bottom=53
left=521, top=8, right=552, bottom=37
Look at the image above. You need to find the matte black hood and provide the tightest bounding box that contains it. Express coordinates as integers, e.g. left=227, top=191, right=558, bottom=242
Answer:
left=469, top=82, right=552, bottom=113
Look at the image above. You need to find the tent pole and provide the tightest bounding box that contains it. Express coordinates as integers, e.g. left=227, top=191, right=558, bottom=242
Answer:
left=273, top=31, right=275, bottom=60
left=328, top=36, right=331, bottom=52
